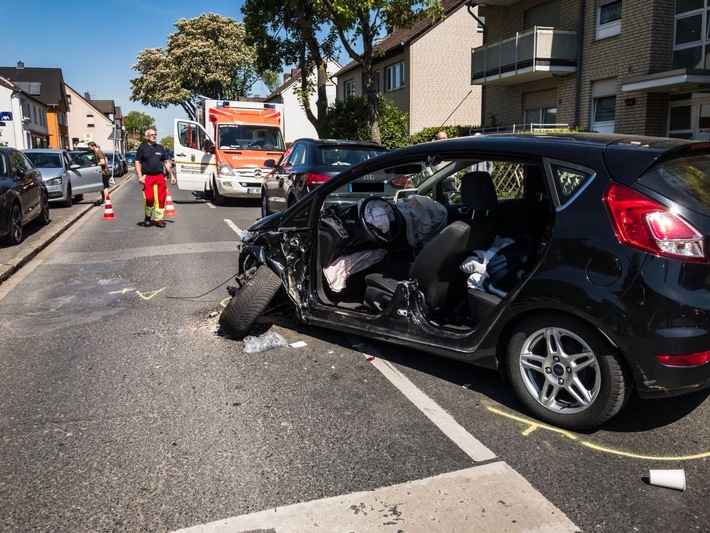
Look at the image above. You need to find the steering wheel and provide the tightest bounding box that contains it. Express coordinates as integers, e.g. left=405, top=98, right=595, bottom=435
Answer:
left=358, top=197, right=405, bottom=245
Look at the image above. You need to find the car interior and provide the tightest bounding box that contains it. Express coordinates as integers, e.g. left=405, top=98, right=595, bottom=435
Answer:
left=313, top=157, right=555, bottom=329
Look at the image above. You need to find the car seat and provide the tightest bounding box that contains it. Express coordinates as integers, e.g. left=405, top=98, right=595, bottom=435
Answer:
left=363, top=171, right=500, bottom=314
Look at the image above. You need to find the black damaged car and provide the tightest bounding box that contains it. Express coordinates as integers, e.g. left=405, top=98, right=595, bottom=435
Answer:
left=219, top=133, right=710, bottom=430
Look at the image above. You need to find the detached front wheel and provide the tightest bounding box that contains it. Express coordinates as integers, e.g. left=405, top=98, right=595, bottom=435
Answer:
left=219, top=265, right=281, bottom=339
left=506, top=314, right=631, bottom=431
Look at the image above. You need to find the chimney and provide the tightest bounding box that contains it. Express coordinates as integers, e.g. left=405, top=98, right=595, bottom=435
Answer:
left=85, top=92, right=91, bottom=100
left=17, top=61, right=24, bottom=69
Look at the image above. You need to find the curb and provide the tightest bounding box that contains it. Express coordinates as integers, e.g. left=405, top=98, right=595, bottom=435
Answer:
left=0, top=176, right=131, bottom=285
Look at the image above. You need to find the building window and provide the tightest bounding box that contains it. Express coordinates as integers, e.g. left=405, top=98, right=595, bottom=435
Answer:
left=344, top=79, right=355, bottom=99
left=524, top=108, right=557, bottom=127
left=596, top=0, right=621, bottom=40
left=385, top=61, right=405, bottom=92
left=476, top=5, right=486, bottom=32
left=87, top=114, right=95, bottom=128
left=672, top=2, right=710, bottom=69
left=591, top=78, right=617, bottom=133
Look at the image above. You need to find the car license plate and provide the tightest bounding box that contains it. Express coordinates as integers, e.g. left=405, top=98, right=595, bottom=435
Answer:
left=246, top=188, right=257, bottom=194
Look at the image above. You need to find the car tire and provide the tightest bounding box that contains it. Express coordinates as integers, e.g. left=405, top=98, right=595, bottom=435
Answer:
left=33, top=190, right=51, bottom=226
left=505, top=313, right=631, bottom=431
left=2, top=202, right=23, bottom=245
left=212, top=176, right=226, bottom=206
left=261, top=189, right=272, bottom=218
left=73, top=194, right=84, bottom=203
left=219, top=265, right=281, bottom=339
left=62, top=185, right=73, bottom=208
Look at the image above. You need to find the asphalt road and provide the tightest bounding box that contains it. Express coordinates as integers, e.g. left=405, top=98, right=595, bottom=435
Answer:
left=0, top=171, right=708, bottom=532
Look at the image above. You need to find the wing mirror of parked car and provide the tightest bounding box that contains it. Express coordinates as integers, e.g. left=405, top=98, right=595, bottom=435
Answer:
left=14, top=167, right=26, bottom=179
left=204, top=139, right=215, bottom=154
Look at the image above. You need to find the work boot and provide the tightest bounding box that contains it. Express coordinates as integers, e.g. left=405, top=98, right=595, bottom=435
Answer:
left=155, top=220, right=166, bottom=228
left=143, top=216, right=152, bottom=227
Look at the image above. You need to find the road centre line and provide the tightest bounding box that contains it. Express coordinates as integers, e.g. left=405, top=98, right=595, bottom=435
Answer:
left=223, top=219, right=242, bottom=235
left=348, top=337, right=496, bottom=462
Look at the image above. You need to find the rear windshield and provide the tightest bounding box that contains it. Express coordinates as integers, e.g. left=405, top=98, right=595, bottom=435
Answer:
left=318, top=147, right=386, bottom=167
left=637, top=152, right=710, bottom=214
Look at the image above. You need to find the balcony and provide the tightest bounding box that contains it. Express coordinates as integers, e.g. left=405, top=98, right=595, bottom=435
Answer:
left=471, top=26, right=577, bottom=86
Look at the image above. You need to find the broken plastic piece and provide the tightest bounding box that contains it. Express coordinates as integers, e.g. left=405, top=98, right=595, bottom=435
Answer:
left=243, top=331, right=288, bottom=353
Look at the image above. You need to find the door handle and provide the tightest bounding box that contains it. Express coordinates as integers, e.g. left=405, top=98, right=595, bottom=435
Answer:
left=176, top=153, right=186, bottom=157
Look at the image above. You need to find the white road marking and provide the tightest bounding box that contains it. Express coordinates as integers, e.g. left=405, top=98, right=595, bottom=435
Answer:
left=223, top=219, right=242, bottom=235
left=372, top=355, right=496, bottom=462
left=173, top=462, right=578, bottom=533
left=207, top=202, right=216, bottom=209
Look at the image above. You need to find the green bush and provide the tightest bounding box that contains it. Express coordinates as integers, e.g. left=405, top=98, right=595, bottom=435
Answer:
left=321, top=95, right=409, bottom=150
left=408, top=125, right=478, bottom=145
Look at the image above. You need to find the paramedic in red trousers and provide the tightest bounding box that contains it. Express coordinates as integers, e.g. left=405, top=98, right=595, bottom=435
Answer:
left=135, top=129, right=175, bottom=228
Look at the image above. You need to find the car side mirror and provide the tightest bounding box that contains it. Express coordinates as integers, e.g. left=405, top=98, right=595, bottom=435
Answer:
left=14, top=167, right=26, bottom=179
left=70, top=164, right=81, bottom=170
left=264, top=159, right=275, bottom=168
left=204, top=140, right=215, bottom=153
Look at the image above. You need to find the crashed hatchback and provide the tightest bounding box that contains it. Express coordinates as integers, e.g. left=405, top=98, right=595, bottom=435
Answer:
left=220, top=133, right=710, bottom=430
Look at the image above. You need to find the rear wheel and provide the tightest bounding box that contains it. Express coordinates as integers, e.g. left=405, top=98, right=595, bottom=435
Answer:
left=33, top=191, right=51, bottom=226
left=506, top=313, right=631, bottom=431
left=73, top=194, right=84, bottom=203
left=219, top=265, right=282, bottom=339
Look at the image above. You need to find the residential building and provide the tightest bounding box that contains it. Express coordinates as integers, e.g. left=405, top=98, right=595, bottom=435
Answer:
left=334, top=0, right=483, bottom=135
left=66, top=86, right=125, bottom=152
left=471, top=0, right=710, bottom=139
left=265, top=61, right=341, bottom=143
left=0, top=62, right=70, bottom=149
left=0, top=77, right=49, bottom=149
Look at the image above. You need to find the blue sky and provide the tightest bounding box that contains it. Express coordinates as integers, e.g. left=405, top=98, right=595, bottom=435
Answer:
left=0, top=0, right=273, bottom=140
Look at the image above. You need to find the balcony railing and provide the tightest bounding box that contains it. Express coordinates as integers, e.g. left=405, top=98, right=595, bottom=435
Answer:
left=471, top=26, right=577, bottom=86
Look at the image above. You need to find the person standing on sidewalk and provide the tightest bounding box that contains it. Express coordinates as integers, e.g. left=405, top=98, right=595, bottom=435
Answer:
left=87, top=141, right=110, bottom=205
left=135, top=130, right=175, bottom=228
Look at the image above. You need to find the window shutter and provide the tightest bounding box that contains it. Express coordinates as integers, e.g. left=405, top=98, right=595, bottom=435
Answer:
left=523, top=89, right=557, bottom=110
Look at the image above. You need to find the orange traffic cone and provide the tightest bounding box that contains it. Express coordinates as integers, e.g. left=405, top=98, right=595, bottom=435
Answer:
left=165, top=188, right=176, bottom=217
left=102, top=195, right=116, bottom=220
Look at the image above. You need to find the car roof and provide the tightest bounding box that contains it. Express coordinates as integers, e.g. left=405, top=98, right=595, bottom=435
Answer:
left=292, top=138, right=385, bottom=149
left=22, top=148, right=66, bottom=153
left=394, top=132, right=704, bottom=184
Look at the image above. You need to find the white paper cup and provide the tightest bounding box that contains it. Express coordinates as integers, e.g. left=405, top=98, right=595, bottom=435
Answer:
left=649, top=469, right=686, bottom=491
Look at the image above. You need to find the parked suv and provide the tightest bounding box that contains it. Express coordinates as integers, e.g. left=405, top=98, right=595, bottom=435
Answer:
left=261, top=138, right=386, bottom=217
left=222, top=133, right=710, bottom=430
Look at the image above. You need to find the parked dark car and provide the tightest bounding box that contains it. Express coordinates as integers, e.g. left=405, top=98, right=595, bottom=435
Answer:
left=125, top=151, right=136, bottom=165
left=260, top=138, right=386, bottom=217
left=0, top=147, right=50, bottom=245
left=23, top=149, right=104, bottom=207
left=220, top=133, right=710, bottom=430
left=104, top=151, right=125, bottom=177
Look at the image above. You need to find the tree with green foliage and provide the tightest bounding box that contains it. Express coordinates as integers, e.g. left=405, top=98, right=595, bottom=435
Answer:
left=124, top=111, right=155, bottom=143
left=321, top=95, right=408, bottom=149
left=318, top=1, right=441, bottom=143
left=242, top=0, right=339, bottom=137
left=130, top=13, right=277, bottom=121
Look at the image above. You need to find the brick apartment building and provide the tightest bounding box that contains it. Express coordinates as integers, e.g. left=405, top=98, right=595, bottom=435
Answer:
left=471, top=0, right=710, bottom=139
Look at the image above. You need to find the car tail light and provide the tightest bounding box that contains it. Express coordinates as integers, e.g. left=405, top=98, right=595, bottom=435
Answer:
left=604, top=183, right=708, bottom=263
left=390, top=177, right=413, bottom=189
left=657, top=351, right=710, bottom=367
left=305, top=173, right=332, bottom=187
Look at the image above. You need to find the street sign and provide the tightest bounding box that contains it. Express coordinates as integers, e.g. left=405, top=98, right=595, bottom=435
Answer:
left=0, top=112, right=12, bottom=121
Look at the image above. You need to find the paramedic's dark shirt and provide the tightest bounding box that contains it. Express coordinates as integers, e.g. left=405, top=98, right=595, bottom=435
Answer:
left=136, top=142, right=168, bottom=174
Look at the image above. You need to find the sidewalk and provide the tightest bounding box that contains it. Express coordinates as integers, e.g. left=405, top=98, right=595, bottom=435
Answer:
left=0, top=173, right=130, bottom=285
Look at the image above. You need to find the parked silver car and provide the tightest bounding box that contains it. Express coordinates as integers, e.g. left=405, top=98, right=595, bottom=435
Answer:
left=24, top=149, right=104, bottom=207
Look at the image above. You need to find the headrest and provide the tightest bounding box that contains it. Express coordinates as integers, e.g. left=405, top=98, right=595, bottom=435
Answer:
left=460, top=171, right=497, bottom=211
